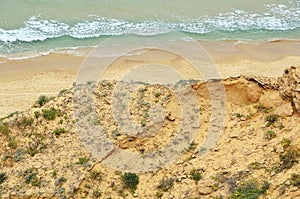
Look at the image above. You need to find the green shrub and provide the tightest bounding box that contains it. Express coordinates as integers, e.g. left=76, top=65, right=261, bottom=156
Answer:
left=25, top=172, right=41, bottom=187
left=21, top=117, right=33, bottom=127
left=54, top=128, right=66, bottom=137
left=34, top=111, right=40, bottom=118
left=27, top=145, right=39, bottom=157
left=52, top=170, right=57, bottom=178
left=158, top=178, right=174, bottom=192
left=290, top=173, right=300, bottom=187
left=0, top=173, right=7, bottom=184
left=77, top=157, right=89, bottom=165
left=155, top=192, right=163, bottom=198
left=280, top=138, right=291, bottom=149
left=141, top=119, right=146, bottom=127
left=8, top=137, right=18, bottom=149
left=190, top=169, right=202, bottom=182
left=273, top=139, right=300, bottom=173
left=278, top=146, right=299, bottom=171
left=230, top=180, right=269, bottom=199
left=90, top=170, right=102, bottom=181
left=31, top=175, right=41, bottom=187
left=249, top=162, right=263, bottom=170
left=188, top=141, right=197, bottom=151
left=6, top=111, right=18, bottom=118
left=92, top=189, right=101, bottom=198
left=42, top=108, right=60, bottom=120
left=121, top=172, right=139, bottom=191
left=265, top=114, right=279, bottom=126
left=255, top=104, right=272, bottom=113
left=37, top=95, right=47, bottom=106
left=58, top=89, right=70, bottom=97
left=264, top=131, right=276, bottom=140
left=55, top=177, right=67, bottom=186
left=236, top=113, right=243, bottom=118
left=154, top=92, right=161, bottom=97
left=0, top=123, right=9, bottom=135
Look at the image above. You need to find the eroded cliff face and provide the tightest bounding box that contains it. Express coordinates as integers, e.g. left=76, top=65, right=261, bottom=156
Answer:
left=0, top=67, right=299, bottom=199
left=278, top=66, right=300, bottom=113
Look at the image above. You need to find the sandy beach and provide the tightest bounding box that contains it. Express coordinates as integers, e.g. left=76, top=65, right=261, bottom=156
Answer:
left=0, top=40, right=299, bottom=117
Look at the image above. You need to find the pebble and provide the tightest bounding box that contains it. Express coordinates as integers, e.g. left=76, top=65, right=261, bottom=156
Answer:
left=229, top=133, right=239, bottom=138
left=290, top=186, right=299, bottom=192
left=181, top=175, right=187, bottom=179
left=285, top=180, right=291, bottom=186
left=240, top=117, right=247, bottom=121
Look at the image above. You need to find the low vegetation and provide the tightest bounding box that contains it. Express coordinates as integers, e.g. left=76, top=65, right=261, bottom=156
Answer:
left=77, top=157, right=89, bottom=165
left=37, top=95, right=48, bottom=106
left=8, top=136, right=17, bottom=149
left=230, top=180, right=269, bottom=199
left=265, top=114, right=279, bottom=127
left=0, top=173, right=7, bottom=184
left=21, top=117, right=34, bottom=127
left=53, top=128, right=66, bottom=137
left=55, top=177, right=67, bottom=187
left=273, top=138, right=300, bottom=172
left=255, top=104, right=273, bottom=113
left=90, top=170, right=102, bottom=181
left=42, top=108, right=61, bottom=120
left=264, top=130, right=276, bottom=140
left=0, top=123, right=9, bottom=135
left=158, top=178, right=174, bottom=192
left=190, top=169, right=202, bottom=183
left=121, top=172, right=139, bottom=191
left=290, top=173, right=300, bottom=187
left=25, top=168, right=41, bottom=187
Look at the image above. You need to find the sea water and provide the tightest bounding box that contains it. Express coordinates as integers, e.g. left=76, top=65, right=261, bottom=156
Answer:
left=0, top=0, right=299, bottom=57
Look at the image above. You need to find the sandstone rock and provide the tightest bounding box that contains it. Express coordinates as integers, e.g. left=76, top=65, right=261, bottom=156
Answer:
left=133, top=192, right=138, bottom=197
left=274, top=103, right=294, bottom=117
left=197, top=180, right=215, bottom=195
left=278, top=66, right=300, bottom=113
left=229, top=132, right=239, bottom=138
left=198, top=187, right=213, bottom=195
left=245, top=76, right=278, bottom=89
left=290, top=186, right=299, bottom=192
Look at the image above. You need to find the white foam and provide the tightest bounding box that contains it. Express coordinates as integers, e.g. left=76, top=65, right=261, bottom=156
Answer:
left=0, top=3, right=299, bottom=43
left=2, top=50, right=52, bottom=60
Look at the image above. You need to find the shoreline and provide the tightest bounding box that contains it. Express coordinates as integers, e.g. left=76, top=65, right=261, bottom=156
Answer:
left=0, top=39, right=299, bottom=117
left=1, top=38, right=300, bottom=61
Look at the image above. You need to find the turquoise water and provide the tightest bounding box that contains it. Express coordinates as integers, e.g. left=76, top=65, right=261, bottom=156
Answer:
left=0, top=0, right=299, bottom=56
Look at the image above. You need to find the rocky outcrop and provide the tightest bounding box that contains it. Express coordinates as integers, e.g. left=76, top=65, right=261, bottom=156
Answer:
left=277, top=66, right=300, bottom=113
left=244, top=76, right=278, bottom=90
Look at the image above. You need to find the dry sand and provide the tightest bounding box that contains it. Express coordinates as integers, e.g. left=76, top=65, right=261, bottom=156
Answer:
left=0, top=40, right=299, bottom=117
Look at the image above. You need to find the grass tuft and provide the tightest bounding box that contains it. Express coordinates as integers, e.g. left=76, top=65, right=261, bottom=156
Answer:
left=53, top=128, right=66, bottom=137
